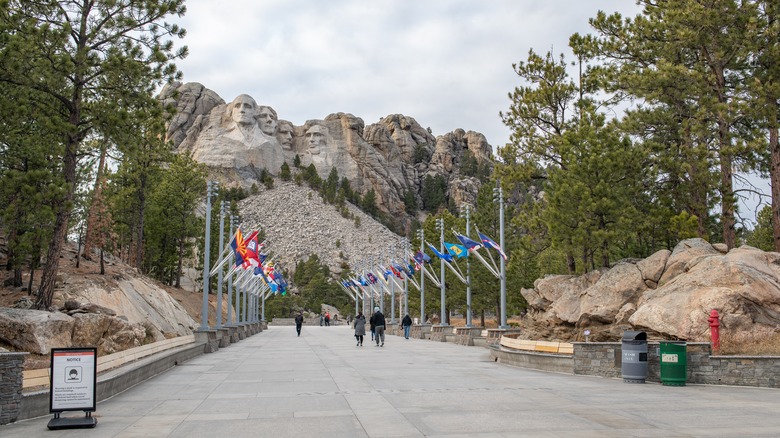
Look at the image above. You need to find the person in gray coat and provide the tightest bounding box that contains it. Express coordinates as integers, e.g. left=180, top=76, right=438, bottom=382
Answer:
left=353, top=312, right=366, bottom=346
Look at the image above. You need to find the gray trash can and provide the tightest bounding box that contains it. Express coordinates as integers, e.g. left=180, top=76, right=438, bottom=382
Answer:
left=621, top=331, right=648, bottom=383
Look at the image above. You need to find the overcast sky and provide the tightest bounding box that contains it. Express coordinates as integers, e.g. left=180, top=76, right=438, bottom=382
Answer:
left=174, top=0, right=641, bottom=149
left=174, top=1, right=769, bottom=224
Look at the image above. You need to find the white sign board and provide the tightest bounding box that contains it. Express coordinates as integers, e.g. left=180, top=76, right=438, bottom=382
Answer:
left=50, top=348, right=97, bottom=413
left=661, top=353, right=679, bottom=363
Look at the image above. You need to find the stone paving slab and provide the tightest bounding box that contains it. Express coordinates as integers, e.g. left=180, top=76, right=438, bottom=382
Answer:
left=2, top=325, right=780, bottom=437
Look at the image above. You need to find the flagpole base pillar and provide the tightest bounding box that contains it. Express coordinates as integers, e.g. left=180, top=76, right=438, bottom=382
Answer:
left=227, top=326, right=240, bottom=343
left=429, top=325, right=454, bottom=342
left=217, top=328, right=231, bottom=348
left=486, top=328, right=522, bottom=347
left=195, top=329, right=219, bottom=353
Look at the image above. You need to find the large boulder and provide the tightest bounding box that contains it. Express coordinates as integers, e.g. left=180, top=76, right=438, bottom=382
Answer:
left=630, top=246, right=780, bottom=340
left=657, top=238, right=720, bottom=286
left=71, top=313, right=146, bottom=355
left=518, top=238, right=780, bottom=342
left=0, top=308, right=73, bottom=354
left=577, top=262, right=648, bottom=324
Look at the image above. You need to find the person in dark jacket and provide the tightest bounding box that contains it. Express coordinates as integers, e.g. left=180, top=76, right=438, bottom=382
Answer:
left=295, top=312, right=304, bottom=337
left=353, top=312, right=366, bottom=346
left=373, top=307, right=386, bottom=347
left=402, top=314, right=413, bottom=339
left=369, top=311, right=376, bottom=341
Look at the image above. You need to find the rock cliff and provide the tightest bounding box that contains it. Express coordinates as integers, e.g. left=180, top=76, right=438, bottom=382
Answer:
left=159, top=82, right=493, bottom=219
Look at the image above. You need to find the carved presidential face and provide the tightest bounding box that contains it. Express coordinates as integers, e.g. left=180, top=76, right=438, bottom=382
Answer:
left=257, top=106, right=278, bottom=135
left=277, top=122, right=294, bottom=148
left=230, top=95, right=257, bottom=126
left=305, top=125, right=326, bottom=151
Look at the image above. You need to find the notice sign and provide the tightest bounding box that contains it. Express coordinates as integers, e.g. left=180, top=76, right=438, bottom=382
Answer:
left=50, top=348, right=97, bottom=413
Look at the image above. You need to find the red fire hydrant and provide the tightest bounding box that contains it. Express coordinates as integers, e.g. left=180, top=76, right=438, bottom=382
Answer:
left=708, top=309, right=720, bottom=352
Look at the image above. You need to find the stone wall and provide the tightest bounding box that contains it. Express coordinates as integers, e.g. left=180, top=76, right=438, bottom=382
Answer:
left=572, top=342, right=780, bottom=388
left=0, top=352, right=28, bottom=424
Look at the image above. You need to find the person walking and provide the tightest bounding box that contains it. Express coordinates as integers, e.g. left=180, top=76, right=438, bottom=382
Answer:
left=325, top=312, right=330, bottom=327
left=369, top=310, right=376, bottom=342
left=353, top=312, right=366, bottom=346
left=402, top=313, right=412, bottom=339
left=373, top=306, right=386, bottom=347
left=295, top=312, right=304, bottom=337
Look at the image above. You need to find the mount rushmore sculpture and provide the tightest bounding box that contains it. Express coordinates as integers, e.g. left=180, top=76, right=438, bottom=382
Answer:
left=159, top=82, right=494, bottom=217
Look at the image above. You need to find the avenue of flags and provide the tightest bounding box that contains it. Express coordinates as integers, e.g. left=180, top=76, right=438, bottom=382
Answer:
left=338, top=227, right=507, bottom=298
left=210, top=227, right=288, bottom=296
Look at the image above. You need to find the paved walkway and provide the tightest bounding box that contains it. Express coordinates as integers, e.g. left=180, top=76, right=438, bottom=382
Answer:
left=3, top=325, right=780, bottom=437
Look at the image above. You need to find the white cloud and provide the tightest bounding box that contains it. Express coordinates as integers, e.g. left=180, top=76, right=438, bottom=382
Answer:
left=175, top=0, right=641, bottom=148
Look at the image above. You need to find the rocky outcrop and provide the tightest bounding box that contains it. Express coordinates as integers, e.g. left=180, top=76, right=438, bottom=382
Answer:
left=0, top=308, right=149, bottom=356
left=239, top=182, right=404, bottom=276
left=159, top=82, right=494, bottom=219
left=519, top=239, right=780, bottom=342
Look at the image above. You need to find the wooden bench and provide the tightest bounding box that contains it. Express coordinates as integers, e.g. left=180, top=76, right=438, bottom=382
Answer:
left=498, top=336, right=574, bottom=355
left=23, top=335, right=196, bottom=390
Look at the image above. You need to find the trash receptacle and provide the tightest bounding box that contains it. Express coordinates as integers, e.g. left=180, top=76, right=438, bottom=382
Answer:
left=659, top=341, right=687, bottom=386
left=621, top=331, right=648, bottom=383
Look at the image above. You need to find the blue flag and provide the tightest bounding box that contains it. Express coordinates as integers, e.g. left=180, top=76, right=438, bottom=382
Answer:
left=444, top=242, right=468, bottom=259
left=456, top=233, right=483, bottom=251
left=479, top=232, right=507, bottom=260
left=427, top=243, right=453, bottom=262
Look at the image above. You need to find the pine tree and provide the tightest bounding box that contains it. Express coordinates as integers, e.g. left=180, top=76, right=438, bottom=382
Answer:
left=0, top=1, right=186, bottom=309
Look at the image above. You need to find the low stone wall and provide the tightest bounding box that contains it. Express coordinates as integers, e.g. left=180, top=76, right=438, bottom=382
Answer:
left=0, top=352, right=27, bottom=424
left=572, top=342, right=780, bottom=388
left=490, top=346, right=574, bottom=374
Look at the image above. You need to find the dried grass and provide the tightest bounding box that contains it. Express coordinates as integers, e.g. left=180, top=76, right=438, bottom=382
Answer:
left=717, top=327, right=780, bottom=356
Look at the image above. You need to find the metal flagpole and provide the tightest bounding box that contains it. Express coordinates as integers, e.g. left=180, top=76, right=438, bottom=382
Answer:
left=216, top=201, right=225, bottom=329
left=417, top=228, right=425, bottom=323
left=388, top=248, right=395, bottom=324
left=227, top=216, right=236, bottom=326
left=494, top=184, right=507, bottom=329
left=403, top=239, right=409, bottom=316
left=436, top=219, right=446, bottom=325
left=200, top=180, right=217, bottom=330
left=461, top=204, right=473, bottom=327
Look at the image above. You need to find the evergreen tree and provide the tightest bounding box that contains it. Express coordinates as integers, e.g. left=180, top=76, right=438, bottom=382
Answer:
left=0, top=0, right=186, bottom=309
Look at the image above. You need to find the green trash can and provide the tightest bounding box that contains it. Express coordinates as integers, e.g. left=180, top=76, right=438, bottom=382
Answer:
left=659, top=341, right=687, bottom=386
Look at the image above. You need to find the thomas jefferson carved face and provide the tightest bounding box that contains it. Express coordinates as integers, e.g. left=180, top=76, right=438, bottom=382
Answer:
left=230, top=94, right=257, bottom=126
left=305, top=125, right=326, bottom=152
left=257, top=106, right=278, bottom=135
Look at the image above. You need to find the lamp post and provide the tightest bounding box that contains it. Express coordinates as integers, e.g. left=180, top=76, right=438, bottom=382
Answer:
left=436, top=218, right=446, bottom=325
left=460, top=203, right=473, bottom=327
left=493, top=184, right=507, bottom=329
left=417, top=228, right=425, bottom=324
left=200, top=180, right=218, bottom=331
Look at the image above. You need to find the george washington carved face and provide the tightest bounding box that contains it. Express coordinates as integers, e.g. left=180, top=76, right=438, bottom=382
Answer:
left=229, top=94, right=257, bottom=126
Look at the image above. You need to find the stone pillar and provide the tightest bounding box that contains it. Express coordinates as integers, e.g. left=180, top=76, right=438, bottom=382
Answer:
left=0, top=352, right=28, bottom=425
left=217, top=328, right=231, bottom=348
left=195, top=329, right=220, bottom=353
left=429, top=325, right=453, bottom=342
left=454, top=327, right=484, bottom=346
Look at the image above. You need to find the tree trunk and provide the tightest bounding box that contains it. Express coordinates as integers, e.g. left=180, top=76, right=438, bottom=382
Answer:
left=36, top=131, right=79, bottom=309
left=770, top=121, right=780, bottom=252
left=83, top=145, right=108, bottom=260
left=719, top=117, right=736, bottom=249
left=99, top=247, right=105, bottom=275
